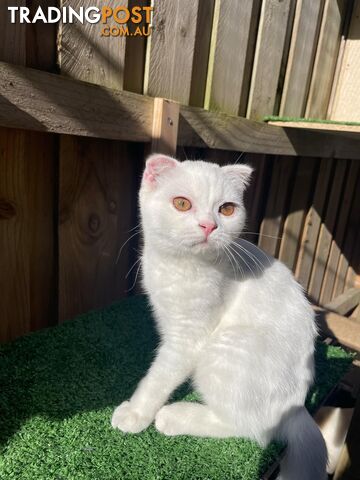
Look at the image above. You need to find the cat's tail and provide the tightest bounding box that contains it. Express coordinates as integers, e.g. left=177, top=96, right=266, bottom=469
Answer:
left=277, top=406, right=327, bottom=480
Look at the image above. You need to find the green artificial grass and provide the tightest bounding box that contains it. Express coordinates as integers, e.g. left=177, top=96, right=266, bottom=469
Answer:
left=264, top=115, right=360, bottom=127
left=0, top=295, right=353, bottom=480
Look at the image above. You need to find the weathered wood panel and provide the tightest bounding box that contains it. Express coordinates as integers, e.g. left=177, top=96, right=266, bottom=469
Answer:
left=0, top=1, right=26, bottom=65
left=320, top=160, right=359, bottom=304
left=258, top=156, right=296, bottom=257
left=189, top=0, right=215, bottom=107
left=305, top=0, right=346, bottom=118
left=58, top=3, right=145, bottom=320
left=0, top=1, right=56, bottom=342
left=60, top=0, right=148, bottom=92
left=59, top=137, right=141, bottom=321
left=308, top=159, right=347, bottom=303
left=205, top=0, right=261, bottom=116
left=178, top=105, right=360, bottom=159
left=247, top=0, right=293, bottom=120
left=332, top=179, right=360, bottom=297
left=295, top=158, right=334, bottom=290
left=0, top=61, right=154, bottom=143
left=280, top=0, right=324, bottom=117
left=3, top=61, right=360, bottom=159
left=26, top=0, right=57, bottom=71
left=278, top=157, right=317, bottom=271
left=144, top=0, right=202, bottom=105
left=243, top=154, right=269, bottom=243
left=331, top=1, right=360, bottom=121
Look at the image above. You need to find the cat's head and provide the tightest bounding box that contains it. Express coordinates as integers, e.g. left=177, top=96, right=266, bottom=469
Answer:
left=139, top=154, right=252, bottom=257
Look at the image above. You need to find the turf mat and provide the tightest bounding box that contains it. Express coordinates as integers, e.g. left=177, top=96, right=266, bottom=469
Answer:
left=0, top=295, right=353, bottom=480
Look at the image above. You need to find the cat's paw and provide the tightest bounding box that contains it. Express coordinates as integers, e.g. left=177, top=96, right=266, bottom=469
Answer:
left=155, top=405, right=183, bottom=436
left=111, top=401, right=151, bottom=433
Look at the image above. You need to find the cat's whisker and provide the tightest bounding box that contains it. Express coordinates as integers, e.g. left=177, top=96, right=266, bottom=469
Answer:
left=126, top=223, right=141, bottom=233
left=228, top=244, right=256, bottom=280
left=231, top=242, right=267, bottom=275
left=126, top=257, right=142, bottom=279
left=224, top=244, right=243, bottom=280
left=242, top=231, right=283, bottom=241
left=126, top=261, right=142, bottom=292
left=116, top=230, right=141, bottom=265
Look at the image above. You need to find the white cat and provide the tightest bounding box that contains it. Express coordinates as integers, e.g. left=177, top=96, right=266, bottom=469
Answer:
left=112, top=154, right=327, bottom=480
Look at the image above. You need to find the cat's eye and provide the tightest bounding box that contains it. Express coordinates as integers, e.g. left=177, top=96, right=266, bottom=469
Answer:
left=219, top=203, right=236, bottom=216
left=173, top=197, right=192, bottom=211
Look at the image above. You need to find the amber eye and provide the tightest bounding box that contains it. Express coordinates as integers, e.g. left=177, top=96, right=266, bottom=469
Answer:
left=219, top=203, right=236, bottom=216
left=173, top=197, right=192, bottom=212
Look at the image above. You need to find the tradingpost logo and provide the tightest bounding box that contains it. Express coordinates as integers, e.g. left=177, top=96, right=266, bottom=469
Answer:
left=7, top=5, right=153, bottom=37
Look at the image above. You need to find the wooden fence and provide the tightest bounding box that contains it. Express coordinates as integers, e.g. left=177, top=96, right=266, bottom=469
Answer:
left=0, top=0, right=359, bottom=342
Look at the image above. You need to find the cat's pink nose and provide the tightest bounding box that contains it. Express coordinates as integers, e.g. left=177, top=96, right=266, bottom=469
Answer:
left=199, top=222, right=217, bottom=238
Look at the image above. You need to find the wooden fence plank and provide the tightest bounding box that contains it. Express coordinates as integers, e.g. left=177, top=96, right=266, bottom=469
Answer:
left=280, top=0, right=324, bottom=117
left=59, top=137, right=141, bottom=321
left=0, top=1, right=56, bottom=342
left=333, top=181, right=360, bottom=297
left=295, top=158, right=334, bottom=290
left=189, top=0, right=215, bottom=107
left=0, top=130, right=29, bottom=341
left=205, top=0, right=261, bottom=116
left=0, top=0, right=26, bottom=65
left=144, top=0, right=201, bottom=105
left=246, top=0, right=293, bottom=120
left=58, top=3, right=144, bottom=321
left=59, top=0, right=125, bottom=89
left=320, top=160, right=360, bottom=304
left=345, top=228, right=360, bottom=292
left=278, top=157, right=317, bottom=271
left=305, top=0, right=346, bottom=118
left=330, top=1, right=360, bottom=121
left=308, top=159, right=348, bottom=304
left=26, top=0, right=57, bottom=71
left=123, top=0, right=150, bottom=94
left=243, top=154, right=269, bottom=243
left=258, top=156, right=296, bottom=257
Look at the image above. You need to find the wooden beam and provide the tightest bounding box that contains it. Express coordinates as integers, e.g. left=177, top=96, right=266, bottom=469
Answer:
left=268, top=120, right=360, bottom=136
left=0, top=61, right=154, bottom=142
left=325, top=288, right=360, bottom=316
left=178, top=105, right=360, bottom=159
left=314, top=306, right=360, bottom=351
left=151, top=98, right=179, bottom=156
left=2, top=62, right=360, bottom=159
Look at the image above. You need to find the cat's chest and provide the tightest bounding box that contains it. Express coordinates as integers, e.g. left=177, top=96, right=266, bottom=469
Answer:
left=143, top=254, right=226, bottom=326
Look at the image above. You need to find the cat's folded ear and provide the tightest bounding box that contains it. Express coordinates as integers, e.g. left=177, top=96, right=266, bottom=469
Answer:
left=222, top=164, right=254, bottom=188
left=143, top=154, right=179, bottom=187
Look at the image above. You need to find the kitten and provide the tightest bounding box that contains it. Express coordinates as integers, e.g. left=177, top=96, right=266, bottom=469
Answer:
left=112, top=155, right=327, bottom=480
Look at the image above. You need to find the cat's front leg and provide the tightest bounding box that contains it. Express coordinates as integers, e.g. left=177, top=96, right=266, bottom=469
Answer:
left=112, top=343, right=193, bottom=433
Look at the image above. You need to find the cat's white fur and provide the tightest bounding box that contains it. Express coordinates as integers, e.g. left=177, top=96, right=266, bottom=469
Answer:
left=112, top=155, right=327, bottom=480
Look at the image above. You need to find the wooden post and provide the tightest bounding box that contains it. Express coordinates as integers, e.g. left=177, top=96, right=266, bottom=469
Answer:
left=151, top=98, right=180, bottom=156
